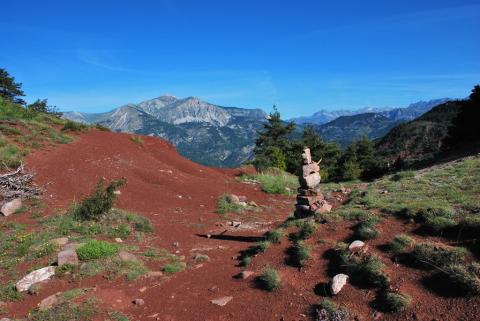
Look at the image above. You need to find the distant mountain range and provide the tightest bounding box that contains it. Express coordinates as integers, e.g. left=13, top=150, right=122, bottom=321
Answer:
left=291, top=98, right=451, bottom=125
left=63, top=96, right=267, bottom=167
left=64, top=97, right=451, bottom=167
left=299, top=98, right=451, bottom=147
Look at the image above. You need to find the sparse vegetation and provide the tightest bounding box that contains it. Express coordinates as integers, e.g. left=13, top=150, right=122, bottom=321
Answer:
left=256, top=268, right=281, bottom=291
left=162, top=261, right=187, bottom=274
left=216, top=194, right=245, bottom=214
left=292, top=241, right=311, bottom=267
left=315, top=299, right=351, bottom=321
left=265, top=228, right=284, bottom=244
left=129, top=135, right=144, bottom=146
left=62, top=120, right=88, bottom=132
left=336, top=244, right=389, bottom=289
left=376, top=290, right=411, bottom=313
left=28, top=298, right=97, bottom=321
left=296, top=220, right=317, bottom=240
left=388, top=234, right=414, bottom=255
left=71, top=178, right=126, bottom=221
left=76, top=240, right=119, bottom=261
left=354, top=216, right=380, bottom=240
left=411, top=242, right=467, bottom=268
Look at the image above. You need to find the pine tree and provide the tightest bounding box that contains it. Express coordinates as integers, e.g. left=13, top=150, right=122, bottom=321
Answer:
left=0, top=68, right=25, bottom=105
left=253, top=106, right=295, bottom=171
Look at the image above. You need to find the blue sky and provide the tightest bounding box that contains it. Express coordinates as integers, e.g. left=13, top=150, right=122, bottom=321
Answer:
left=1, top=0, right=479, bottom=118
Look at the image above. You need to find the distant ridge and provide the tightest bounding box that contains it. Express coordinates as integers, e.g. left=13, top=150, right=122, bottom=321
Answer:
left=63, top=96, right=267, bottom=168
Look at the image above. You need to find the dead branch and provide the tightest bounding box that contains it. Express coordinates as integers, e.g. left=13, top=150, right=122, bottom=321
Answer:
left=0, top=164, right=41, bottom=202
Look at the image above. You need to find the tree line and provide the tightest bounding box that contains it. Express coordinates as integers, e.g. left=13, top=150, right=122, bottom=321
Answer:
left=252, top=106, right=387, bottom=182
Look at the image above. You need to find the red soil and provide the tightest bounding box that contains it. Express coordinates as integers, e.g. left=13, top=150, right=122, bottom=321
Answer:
left=3, top=130, right=479, bottom=321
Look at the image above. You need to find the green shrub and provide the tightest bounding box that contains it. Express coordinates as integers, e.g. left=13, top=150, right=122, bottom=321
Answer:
left=265, top=228, right=284, bottom=244
left=0, top=143, right=23, bottom=167
left=354, top=216, right=380, bottom=240
left=162, top=262, right=186, bottom=274
left=337, top=247, right=389, bottom=289
left=216, top=194, right=244, bottom=214
left=412, top=242, right=467, bottom=268
left=460, top=215, right=480, bottom=231
left=257, top=268, right=281, bottom=291
left=377, top=291, right=411, bottom=313
left=71, top=178, right=126, bottom=221
left=255, top=170, right=298, bottom=195
left=443, top=263, right=480, bottom=295
left=253, top=241, right=270, bottom=253
left=76, top=240, right=119, bottom=261
left=388, top=234, right=414, bottom=255
left=297, top=221, right=316, bottom=240
left=130, top=215, right=153, bottom=232
left=0, top=124, right=22, bottom=135
left=109, top=224, right=131, bottom=239
left=240, top=255, right=251, bottom=267
left=292, top=241, right=311, bottom=266
left=316, top=299, right=350, bottom=321
left=62, top=120, right=87, bottom=132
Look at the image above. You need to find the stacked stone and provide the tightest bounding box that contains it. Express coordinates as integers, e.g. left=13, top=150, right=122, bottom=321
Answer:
left=295, top=147, right=331, bottom=218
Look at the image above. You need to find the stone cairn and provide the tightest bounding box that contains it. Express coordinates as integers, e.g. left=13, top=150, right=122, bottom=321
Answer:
left=294, top=147, right=332, bottom=218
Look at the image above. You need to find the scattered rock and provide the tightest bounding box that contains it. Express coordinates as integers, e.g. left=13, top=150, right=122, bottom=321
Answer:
left=210, top=296, right=233, bottom=306
left=348, top=240, right=365, bottom=252
left=145, top=271, right=163, bottom=278
left=113, top=190, right=121, bottom=195
left=330, top=274, right=349, bottom=295
left=173, top=242, right=180, bottom=247
left=16, top=266, right=56, bottom=292
left=208, top=286, right=219, bottom=292
left=139, top=287, right=147, bottom=292
left=229, top=221, right=241, bottom=227
left=193, top=254, right=210, bottom=262
left=238, top=195, right=248, bottom=202
left=239, top=271, right=254, bottom=279
left=114, top=238, right=123, bottom=243
left=381, top=190, right=389, bottom=194
left=312, top=200, right=332, bottom=213
left=50, top=237, right=69, bottom=247
left=57, top=249, right=79, bottom=266
left=248, top=201, right=258, bottom=207
left=229, top=194, right=240, bottom=204
left=38, top=292, right=62, bottom=311
left=238, top=201, right=248, bottom=207
left=0, top=318, right=12, bottom=321
left=118, top=251, right=138, bottom=262
left=133, top=298, right=145, bottom=306
left=1, top=198, right=22, bottom=217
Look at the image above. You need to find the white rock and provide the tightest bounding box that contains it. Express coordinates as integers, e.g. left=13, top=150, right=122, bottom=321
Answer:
left=16, top=266, right=56, bottom=292
left=348, top=240, right=365, bottom=252
left=331, top=274, right=349, bottom=295
left=1, top=198, right=22, bottom=216
left=211, top=296, right=233, bottom=306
